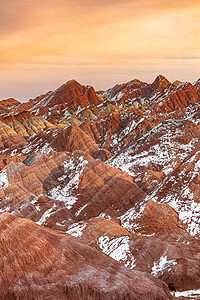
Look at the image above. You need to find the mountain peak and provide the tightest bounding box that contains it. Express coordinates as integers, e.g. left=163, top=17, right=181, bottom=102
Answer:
left=0, top=75, right=200, bottom=298
left=193, top=78, right=200, bottom=92
left=31, top=79, right=101, bottom=115
left=154, top=75, right=170, bottom=84
left=64, top=79, right=82, bottom=88
left=172, top=80, right=182, bottom=86
left=152, top=75, right=170, bottom=91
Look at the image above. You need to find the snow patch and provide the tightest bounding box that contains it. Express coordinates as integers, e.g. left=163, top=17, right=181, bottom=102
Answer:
left=37, top=203, right=56, bottom=225
left=49, top=156, right=88, bottom=209
left=151, top=255, right=177, bottom=277
left=98, top=235, right=136, bottom=269
left=75, top=203, right=88, bottom=217
left=0, top=169, right=9, bottom=189
left=67, top=222, right=86, bottom=238
left=120, top=204, right=145, bottom=233
left=173, top=289, right=200, bottom=298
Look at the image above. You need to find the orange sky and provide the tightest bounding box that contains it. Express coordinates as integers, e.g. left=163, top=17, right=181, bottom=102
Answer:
left=0, top=0, right=199, bottom=100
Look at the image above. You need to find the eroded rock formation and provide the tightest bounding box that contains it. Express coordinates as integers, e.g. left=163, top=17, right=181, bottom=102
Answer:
left=0, top=76, right=200, bottom=298
left=0, top=213, right=172, bottom=300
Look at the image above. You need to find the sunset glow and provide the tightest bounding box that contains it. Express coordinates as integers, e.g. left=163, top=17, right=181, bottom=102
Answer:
left=0, top=0, right=199, bottom=100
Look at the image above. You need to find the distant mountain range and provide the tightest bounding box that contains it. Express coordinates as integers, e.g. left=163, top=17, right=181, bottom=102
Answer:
left=0, top=75, right=200, bottom=299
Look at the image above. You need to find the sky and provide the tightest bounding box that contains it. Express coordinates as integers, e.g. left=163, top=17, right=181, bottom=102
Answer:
left=0, top=0, right=199, bottom=101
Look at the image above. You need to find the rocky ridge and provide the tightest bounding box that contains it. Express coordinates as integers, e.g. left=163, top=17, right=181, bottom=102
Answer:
left=0, top=76, right=200, bottom=299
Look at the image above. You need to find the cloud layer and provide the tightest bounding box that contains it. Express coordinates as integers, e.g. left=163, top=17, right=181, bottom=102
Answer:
left=0, top=0, right=199, bottom=99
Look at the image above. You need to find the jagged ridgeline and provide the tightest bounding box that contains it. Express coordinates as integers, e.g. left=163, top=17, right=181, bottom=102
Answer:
left=0, top=76, right=200, bottom=299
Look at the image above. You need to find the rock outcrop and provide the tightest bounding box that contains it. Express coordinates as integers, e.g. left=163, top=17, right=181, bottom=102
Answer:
left=0, top=212, right=172, bottom=300
left=1, top=111, right=55, bottom=137
left=0, top=150, right=146, bottom=225
left=67, top=216, right=200, bottom=293
left=0, top=98, right=20, bottom=115
left=0, top=119, right=26, bottom=150
left=31, top=80, right=102, bottom=115
left=0, top=76, right=200, bottom=298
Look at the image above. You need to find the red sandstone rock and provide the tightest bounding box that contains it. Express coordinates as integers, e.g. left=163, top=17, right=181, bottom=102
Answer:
left=67, top=216, right=200, bottom=293
left=0, top=76, right=200, bottom=298
left=104, top=76, right=200, bottom=117
left=31, top=80, right=102, bottom=115
left=0, top=213, right=173, bottom=300
left=0, top=98, right=20, bottom=112
left=128, top=200, right=188, bottom=238
left=50, top=125, right=100, bottom=154
left=1, top=111, right=55, bottom=137
left=194, top=78, right=200, bottom=92
left=0, top=119, right=27, bottom=150
left=0, top=150, right=146, bottom=225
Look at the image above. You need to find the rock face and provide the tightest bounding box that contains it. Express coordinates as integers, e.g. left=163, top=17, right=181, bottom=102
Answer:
left=50, top=125, right=100, bottom=154
left=127, top=200, right=187, bottom=238
left=0, top=151, right=145, bottom=227
left=0, top=75, right=200, bottom=299
left=1, top=111, right=55, bottom=137
left=0, top=119, right=26, bottom=150
left=104, top=75, right=200, bottom=114
left=67, top=216, right=200, bottom=293
left=193, top=78, right=200, bottom=92
left=0, top=98, right=21, bottom=115
left=0, top=213, right=172, bottom=300
left=31, top=80, right=102, bottom=115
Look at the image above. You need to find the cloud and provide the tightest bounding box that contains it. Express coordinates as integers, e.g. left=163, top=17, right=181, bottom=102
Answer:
left=0, top=0, right=199, bottom=98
